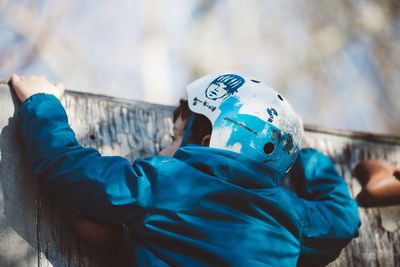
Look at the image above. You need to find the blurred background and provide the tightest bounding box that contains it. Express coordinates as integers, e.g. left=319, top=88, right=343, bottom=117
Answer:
left=0, top=0, right=399, bottom=135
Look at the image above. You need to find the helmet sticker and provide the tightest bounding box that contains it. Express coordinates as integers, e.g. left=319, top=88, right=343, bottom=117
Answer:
left=271, top=128, right=285, bottom=144
left=271, top=128, right=297, bottom=158
left=205, top=74, right=245, bottom=101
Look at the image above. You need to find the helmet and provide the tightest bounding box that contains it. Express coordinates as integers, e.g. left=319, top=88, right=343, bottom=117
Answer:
left=185, top=71, right=302, bottom=180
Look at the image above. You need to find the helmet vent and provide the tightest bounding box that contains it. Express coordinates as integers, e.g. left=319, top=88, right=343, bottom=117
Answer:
left=263, top=142, right=275, bottom=154
left=278, top=95, right=284, bottom=101
left=251, top=79, right=260, bottom=83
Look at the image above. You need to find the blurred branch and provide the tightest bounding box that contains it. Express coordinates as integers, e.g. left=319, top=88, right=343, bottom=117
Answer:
left=0, top=1, right=91, bottom=86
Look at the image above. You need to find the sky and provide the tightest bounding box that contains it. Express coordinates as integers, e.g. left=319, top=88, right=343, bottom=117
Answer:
left=1, top=0, right=399, bottom=135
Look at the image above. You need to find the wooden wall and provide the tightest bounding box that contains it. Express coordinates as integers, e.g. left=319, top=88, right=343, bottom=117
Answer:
left=0, top=81, right=399, bottom=266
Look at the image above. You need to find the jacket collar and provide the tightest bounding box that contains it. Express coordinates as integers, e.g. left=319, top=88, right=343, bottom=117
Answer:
left=173, top=145, right=278, bottom=189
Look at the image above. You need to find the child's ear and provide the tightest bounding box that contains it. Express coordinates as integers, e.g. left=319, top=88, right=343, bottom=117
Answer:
left=201, top=134, right=211, bottom=147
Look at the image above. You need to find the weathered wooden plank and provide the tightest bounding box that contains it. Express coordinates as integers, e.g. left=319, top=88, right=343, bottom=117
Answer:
left=0, top=81, right=399, bottom=266
left=304, top=130, right=400, bottom=267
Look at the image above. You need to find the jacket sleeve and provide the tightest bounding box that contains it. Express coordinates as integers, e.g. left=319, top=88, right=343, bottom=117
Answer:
left=17, top=93, right=155, bottom=224
left=294, top=148, right=360, bottom=266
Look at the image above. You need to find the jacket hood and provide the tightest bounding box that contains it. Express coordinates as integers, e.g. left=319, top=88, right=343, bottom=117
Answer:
left=174, top=145, right=280, bottom=188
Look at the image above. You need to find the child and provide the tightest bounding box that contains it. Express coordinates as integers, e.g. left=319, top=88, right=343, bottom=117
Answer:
left=10, top=72, right=359, bottom=266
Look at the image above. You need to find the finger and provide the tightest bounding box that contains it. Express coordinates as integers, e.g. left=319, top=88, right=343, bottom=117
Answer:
left=55, top=82, right=65, bottom=92
left=9, top=74, right=20, bottom=85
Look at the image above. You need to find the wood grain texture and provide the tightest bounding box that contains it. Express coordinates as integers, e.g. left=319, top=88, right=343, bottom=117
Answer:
left=0, top=82, right=399, bottom=266
left=304, top=130, right=400, bottom=267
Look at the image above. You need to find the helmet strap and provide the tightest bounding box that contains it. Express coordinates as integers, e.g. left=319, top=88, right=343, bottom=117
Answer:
left=180, top=112, right=195, bottom=147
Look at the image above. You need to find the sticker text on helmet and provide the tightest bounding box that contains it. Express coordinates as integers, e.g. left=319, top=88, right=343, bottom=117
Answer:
left=266, top=108, right=278, bottom=123
left=193, top=97, right=217, bottom=112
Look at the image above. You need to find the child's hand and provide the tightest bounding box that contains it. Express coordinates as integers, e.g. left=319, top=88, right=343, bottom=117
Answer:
left=9, top=74, right=65, bottom=103
left=71, top=215, right=123, bottom=249
left=353, top=160, right=400, bottom=206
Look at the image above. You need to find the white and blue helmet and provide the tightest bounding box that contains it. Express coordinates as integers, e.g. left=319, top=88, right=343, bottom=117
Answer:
left=186, top=71, right=302, bottom=179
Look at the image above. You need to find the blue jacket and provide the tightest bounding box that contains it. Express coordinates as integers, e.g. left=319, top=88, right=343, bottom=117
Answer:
left=18, top=94, right=360, bottom=266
